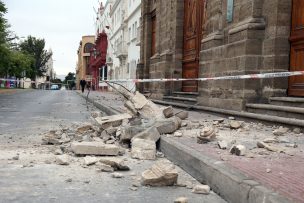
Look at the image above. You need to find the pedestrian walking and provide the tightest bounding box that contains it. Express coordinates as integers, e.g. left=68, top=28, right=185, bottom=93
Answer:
left=80, top=78, right=86, bottom=93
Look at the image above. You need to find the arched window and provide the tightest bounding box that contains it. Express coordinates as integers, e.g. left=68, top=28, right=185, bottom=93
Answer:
left=83, top=43, right=94, bottom=53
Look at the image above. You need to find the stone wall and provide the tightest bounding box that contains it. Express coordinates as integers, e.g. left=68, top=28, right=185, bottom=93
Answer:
left=139, top=0, right=292, bottom=110
left=199, top=0, right=292, bottom=110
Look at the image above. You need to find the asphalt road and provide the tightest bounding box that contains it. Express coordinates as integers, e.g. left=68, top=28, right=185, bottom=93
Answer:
left=0, top=90, right=226, bottom=203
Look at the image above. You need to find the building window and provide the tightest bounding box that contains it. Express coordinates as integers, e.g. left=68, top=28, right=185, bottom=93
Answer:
left=135, top=21, right=138, bottom=37
left=129, top=27, right=131, bottom=41
left=83, top=43, right=94, bottom=53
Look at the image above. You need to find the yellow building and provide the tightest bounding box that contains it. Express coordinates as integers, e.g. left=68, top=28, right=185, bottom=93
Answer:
left=76, top=35, right=95, bottom=89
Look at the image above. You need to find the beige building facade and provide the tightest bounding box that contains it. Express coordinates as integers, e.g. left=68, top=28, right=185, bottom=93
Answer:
left=76, top=35, right=95, bottom=89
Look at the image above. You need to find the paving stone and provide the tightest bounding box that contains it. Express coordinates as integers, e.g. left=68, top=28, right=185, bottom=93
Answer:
left=71, top=142, right=120, bottom=156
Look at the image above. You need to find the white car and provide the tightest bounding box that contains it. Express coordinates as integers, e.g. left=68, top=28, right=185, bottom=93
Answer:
left=50, top=85, right=59, bottom=90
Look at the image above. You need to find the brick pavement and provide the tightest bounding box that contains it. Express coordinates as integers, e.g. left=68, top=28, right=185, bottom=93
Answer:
left=83, top=90, right=304, bottom=203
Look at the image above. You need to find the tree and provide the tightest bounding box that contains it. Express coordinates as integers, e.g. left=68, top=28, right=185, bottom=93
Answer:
left=19, top=36, right=52, bottom=79
left=8, top=50, right=34, bottom=78
left=64, top=72, right=76, bottom=90
left=0, top=0, right=10, bottom=77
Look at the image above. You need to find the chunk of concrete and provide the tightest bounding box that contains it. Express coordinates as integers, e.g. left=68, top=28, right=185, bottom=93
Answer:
left=95, top=114, right=132, bottom=129
left=132, top=126, right=160, bottom=142
left=99, top=157, right=130, bottom=171
left=155, top=116, right=181, bottom=134
left=130, top=91, right=149, bottom=109
left=174, top=197, right=188, bottom=203
left=84, top=156, right=98, bottom=166
left=230, top=121, right=242, bottom=129
left=77, top=124, right=92, bottom=134
left=71, top=142, right=120, bottom=156
left=175, top=111, right=189, bottom=120
left=162, top=106, right=174, bottom=118
left=112, top=172, right=124, bottom=178
left=96, top=163, right=114, bottom=172
left=131, top=138, right=156, bottom=160
left=192, top=185, right=210, bottom=194
left=218, top=140, right=228, bottom=149
left=229, top=145, right=246, bottom=156
left=141, top=160, right=178, bottom=186
left=273, top=126, right=289, bottom=136
left=56, top=155, right=69, bottom=165
left=197, top=127, right=217, bottom=144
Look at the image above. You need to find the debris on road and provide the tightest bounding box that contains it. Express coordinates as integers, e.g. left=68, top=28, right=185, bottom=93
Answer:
left=141, top=160, right=178, bottom=186
left=174, top=197, right=188, bottom=203
left=71, top=142, right=120, bottom=156
left=192, top=184, right=210, bottom=194
left=56, top=155, right=70, bottom=165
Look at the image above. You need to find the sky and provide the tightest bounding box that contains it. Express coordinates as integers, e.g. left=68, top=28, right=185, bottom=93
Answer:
left=4, top=0, right=106, bottom=78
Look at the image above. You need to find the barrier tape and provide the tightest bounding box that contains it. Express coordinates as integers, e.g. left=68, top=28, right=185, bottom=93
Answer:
left=102, top=71, right=304, bottom=83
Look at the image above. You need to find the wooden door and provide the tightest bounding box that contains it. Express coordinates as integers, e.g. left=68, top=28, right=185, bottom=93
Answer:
left=289, top=0, right=304, bottom=96
left=182, top=0, right=205, bottom=92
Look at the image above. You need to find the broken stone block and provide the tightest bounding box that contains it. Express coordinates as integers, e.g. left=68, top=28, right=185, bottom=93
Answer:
left=42, top=131, right=62, bottom=145
left=106, top=140, right=115, bottom=144
left=91, top=111, right=101, bottom=118
left=214, top=118, right=225, bottom=123
left=56, top=155, right=69, bottom=165
left=230, top=121, right=242, bottom=129
left=77, top=124, right=92, bottom=134
left=229, top=145, right=246, bottom=156
left=155, top=116, right=181, bottom=134
left=175, top=111, right=189, bottom=120
left=96, top=163, right=114, bottom=172
left=218, top=141, right=228, bottom=149
left=273, top=126, right=289, bottom=136
left=285, top=143, right=298, bottom=148
left=228, top=117, right=235, bottom=120
left=197, top=127, right=217, bottom=144
left=71, top=142, right=120, bottom=156
left=132, top=126, right=160, bottom=142
left=95, top=113, right=132, bottom=129
left=84, top=156, right=98, bottom=166
left=99, top=157, right=130, bottom=171
left=174, top=131, right=183, bottom=137
left=141, top=160, right=178, bottom=186
left=263, top=138, right=278, bottom=144
left=293, top=128, right=302, bottom=134
left=257, top=141, right=283, bottom=152
left=131, top=138, right=156, bottom=160
left=54, top=148, right=63, bottom=155
left=162, top=106, right=174, bottom=118
left=130, top=91, right=149, bottom=110
left=192, top=185, right=210, bottom=194
left=12, top=155, right=19, bottom=160
left=120, top=125, right=148, bottom=142
left=112, top=172, right=124, bottom=178
left=174, top=197, right=188, bottom=203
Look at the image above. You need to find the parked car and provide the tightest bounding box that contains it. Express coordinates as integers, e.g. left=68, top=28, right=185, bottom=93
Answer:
left=50, top=84, right=59, bottom=90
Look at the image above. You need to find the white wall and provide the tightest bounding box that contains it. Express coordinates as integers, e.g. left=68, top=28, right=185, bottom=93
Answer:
left=126, top=0, right=141, bottom=90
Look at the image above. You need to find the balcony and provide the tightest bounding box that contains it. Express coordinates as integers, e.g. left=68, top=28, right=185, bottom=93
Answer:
left=116, top=41, right=127, bottom=59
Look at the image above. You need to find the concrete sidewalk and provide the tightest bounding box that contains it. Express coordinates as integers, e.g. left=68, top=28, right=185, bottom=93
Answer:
left=78, top=90, right=303, bottom=203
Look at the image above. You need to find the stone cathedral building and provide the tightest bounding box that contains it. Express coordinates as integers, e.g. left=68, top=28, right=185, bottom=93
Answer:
left=138, top=0, right=304, bottom=111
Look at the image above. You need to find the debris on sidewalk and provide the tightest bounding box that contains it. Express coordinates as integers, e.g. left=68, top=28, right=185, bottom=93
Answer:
left=229, top=145, right=246, bottom=156
left=71, top=142, right=120, bottom=156
left=197, top=127, right=217, bottom=144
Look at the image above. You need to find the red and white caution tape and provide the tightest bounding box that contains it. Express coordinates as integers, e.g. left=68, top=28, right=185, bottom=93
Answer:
left=103, top=71, right=304, bottom=83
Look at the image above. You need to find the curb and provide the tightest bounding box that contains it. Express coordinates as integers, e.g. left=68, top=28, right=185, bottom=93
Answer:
left=76, top=91, right=294, bottom=203
left=160, top=137, right=293, bottom=203
left=76, top=91, right=122, bottom=116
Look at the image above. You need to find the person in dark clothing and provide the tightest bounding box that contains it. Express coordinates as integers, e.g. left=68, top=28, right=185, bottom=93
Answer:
left=80, top=79, right=86, bottom=93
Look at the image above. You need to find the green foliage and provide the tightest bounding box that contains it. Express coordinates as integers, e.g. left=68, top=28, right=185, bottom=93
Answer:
left=64, top=72, right=76, bottom=90
left=19, top=36, right=52, bottom=78
left=8, top=50, right=34, bottom=78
